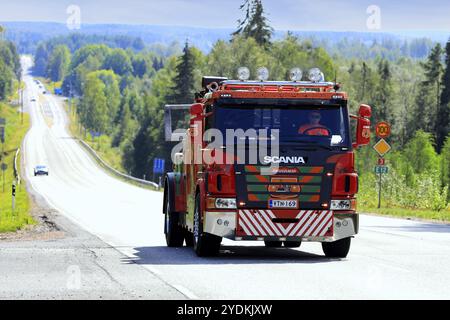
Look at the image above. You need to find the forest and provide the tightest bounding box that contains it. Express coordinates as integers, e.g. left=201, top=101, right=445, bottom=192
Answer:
left=2, top=0, right=450, bottom=215
left=0, top=26, right=21, bottom=101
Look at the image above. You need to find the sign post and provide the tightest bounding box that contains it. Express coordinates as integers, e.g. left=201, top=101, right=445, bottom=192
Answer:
left=0, top=119, right=6, bottom=194
left=1, top=163, right=7, bottom=193
left=373, top=122, right=392, bottom=209
left=12, top=183, right=16, bottom=213
left=153, top=158, right=165, bottom=187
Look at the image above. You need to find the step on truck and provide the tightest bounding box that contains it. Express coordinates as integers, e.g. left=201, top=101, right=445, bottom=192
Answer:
left=163, top=67, right=372, bottom=257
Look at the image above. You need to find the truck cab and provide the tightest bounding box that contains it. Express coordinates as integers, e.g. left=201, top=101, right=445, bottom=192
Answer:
left=163, top=67, right=371, bottom=257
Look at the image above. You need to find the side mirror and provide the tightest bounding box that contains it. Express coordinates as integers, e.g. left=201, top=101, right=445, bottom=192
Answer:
left=352, top=104, right=371, bottom=148
left=190, top=103, right=204, bottom=116
left=358, top=104, right=372, bottom=118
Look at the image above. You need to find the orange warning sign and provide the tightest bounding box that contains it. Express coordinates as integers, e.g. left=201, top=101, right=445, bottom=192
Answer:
left=375, top=122, right=391, bottom=139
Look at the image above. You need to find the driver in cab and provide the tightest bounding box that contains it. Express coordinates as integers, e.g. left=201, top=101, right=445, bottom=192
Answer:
left=298, top=111, right=330, bottom=136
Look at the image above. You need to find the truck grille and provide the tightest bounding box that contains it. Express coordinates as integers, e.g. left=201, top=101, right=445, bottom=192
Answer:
left=235, top=164, right=332, bottom=209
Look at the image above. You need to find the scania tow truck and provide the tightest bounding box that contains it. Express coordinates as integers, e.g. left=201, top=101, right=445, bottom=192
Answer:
left=163, top=67, right=371, bottom=257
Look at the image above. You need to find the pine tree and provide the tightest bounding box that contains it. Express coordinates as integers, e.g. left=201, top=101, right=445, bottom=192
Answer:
left=167, top=41, right=195, bottom=105
left=232, top=0, right=273, bottom=47
left=373, top=60, right=394, bottom=125
left=411, top=43, right=443, bottom=140
left=359, top=62, right=370, bottom=101
left=437, top=40, right=450, bottom=151
left=166, top=41, right=196, bottom=129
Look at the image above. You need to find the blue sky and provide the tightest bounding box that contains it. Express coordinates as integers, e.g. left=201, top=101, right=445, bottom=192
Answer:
left=0, top=0, right=449, bottom=31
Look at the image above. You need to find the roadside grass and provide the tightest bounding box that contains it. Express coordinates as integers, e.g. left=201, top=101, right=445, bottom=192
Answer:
left=0, top=102, right=34, bottom=233
left=360, top=206, right=450, bottom=223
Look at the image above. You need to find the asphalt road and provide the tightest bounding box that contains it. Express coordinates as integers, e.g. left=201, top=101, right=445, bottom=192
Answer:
left=3, top=56, right=450, bottom=299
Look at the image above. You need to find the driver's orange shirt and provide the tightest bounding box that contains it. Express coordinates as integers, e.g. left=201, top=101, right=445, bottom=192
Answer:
left=298, top=124, right=329, bottom=136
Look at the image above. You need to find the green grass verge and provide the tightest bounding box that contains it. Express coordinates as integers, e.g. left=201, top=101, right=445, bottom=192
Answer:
left=0, top=102, right=34, bottom=233
left=360, top=206, right=450, bottom=223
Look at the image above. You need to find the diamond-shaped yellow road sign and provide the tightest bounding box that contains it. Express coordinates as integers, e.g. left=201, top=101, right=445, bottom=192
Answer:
left=373, top=138, right=391, bottom=157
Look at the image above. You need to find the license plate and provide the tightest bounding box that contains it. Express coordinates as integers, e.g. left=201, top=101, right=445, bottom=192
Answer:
left=268, top=199, right=298, bottom=208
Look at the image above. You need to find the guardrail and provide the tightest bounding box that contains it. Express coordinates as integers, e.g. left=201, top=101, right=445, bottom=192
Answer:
left=77, top=139, right=160, bottom=190
left=13, top=148, right=21, bottom=185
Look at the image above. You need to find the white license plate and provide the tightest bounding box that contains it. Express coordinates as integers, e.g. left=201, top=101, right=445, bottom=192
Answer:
left=269, top=199, right=298, bottom=208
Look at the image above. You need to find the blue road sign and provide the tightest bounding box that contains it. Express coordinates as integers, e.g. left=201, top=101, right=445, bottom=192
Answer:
left=153, top=158, right=165, bottom=174
left=90, top=131, right=102, bottom=138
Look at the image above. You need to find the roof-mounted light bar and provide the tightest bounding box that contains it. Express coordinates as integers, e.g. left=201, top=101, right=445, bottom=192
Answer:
left=235, top=67, right=325, bottom=83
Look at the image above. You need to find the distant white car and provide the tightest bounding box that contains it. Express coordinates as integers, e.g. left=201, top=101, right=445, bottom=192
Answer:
left=34, top=165, right=49, bottom=176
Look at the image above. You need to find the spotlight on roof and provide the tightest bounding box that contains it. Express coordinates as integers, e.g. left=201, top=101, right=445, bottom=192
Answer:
left=237, top=67, right=250, bottom=81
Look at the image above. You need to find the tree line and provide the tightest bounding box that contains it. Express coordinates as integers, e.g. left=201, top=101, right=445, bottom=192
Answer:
left=33, top=0, right=450, bottom=209
left=0, top=26, right=21, bottom=101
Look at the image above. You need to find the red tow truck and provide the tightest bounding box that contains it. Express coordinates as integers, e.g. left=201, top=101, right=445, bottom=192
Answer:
left=163, top=67, right=371, bottom=257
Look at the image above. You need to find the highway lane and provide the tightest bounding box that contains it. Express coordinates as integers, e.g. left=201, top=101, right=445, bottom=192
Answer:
left=20, top=57, right=450, bottom=299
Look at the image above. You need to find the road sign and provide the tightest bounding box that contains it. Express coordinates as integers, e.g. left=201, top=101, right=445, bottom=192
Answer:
left=374, top=165, right=389, bottom=174
left=378, top=158, right=385, bottom=165
left=373, top=138, right=391, bottom=157
left=1, top=163, right=7, bottom=171
left=12, top=184, right=16, bottom=197
left=375, top=121, right=391, bottom=138
left=153, top=158, right=165, bottom=174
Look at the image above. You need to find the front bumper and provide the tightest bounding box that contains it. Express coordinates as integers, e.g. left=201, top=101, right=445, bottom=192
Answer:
left=204, top=211, right=358, bottom=242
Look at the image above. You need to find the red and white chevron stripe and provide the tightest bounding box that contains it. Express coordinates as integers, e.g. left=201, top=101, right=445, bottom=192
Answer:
left=238, top=210, right=333, bottom=237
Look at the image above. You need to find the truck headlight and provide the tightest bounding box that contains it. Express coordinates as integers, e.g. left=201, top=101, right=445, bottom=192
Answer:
left=215, top=198, right=237, bottom=209
left=330, top=199, right=355, bottom=210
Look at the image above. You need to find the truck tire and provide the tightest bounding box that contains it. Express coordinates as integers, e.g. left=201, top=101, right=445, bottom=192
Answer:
left=283, top=241, right=301, bottom=248
left=322, top=237, right=351, bottom=258
left=193, top=194, right=221, bottom=257
left=185, top=230, right=194, bottom=247
left=264, top=240, right=282, bottom=248
left=164, top=191, right=184, bottom=247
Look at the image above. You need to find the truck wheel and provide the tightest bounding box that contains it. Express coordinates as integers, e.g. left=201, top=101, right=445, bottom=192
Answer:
left=185, top=230, right=194, bottom=247
left=193, top=194, right=221, bottom=257
left=264, top=240, right=282, bottom=248
left=283, top=241, right=301, bottom=248
left=322, top=237, right=351, bottom=258
left=164, top=192, right=184, bottom=247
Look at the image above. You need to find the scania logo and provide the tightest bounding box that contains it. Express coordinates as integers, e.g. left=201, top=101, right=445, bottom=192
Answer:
left=263, top=156, right=306, bottom=164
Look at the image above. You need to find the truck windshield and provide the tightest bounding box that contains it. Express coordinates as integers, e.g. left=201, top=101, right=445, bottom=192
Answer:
left=213, top=105, right=350, bottom=148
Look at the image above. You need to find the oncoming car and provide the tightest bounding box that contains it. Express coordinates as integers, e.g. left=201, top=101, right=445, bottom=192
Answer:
left=34, top=165, right=49, bottom=176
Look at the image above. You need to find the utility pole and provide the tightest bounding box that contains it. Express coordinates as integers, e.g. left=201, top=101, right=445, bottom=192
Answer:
left=69, top=81, right=72, bottom=115
left=20, top=83, right=24, bottom=124
left=1, top=143, right=4, bottom=193
left=0, top=121, right=5, bottom=194
left=377, top=171, right=382, bottom=209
